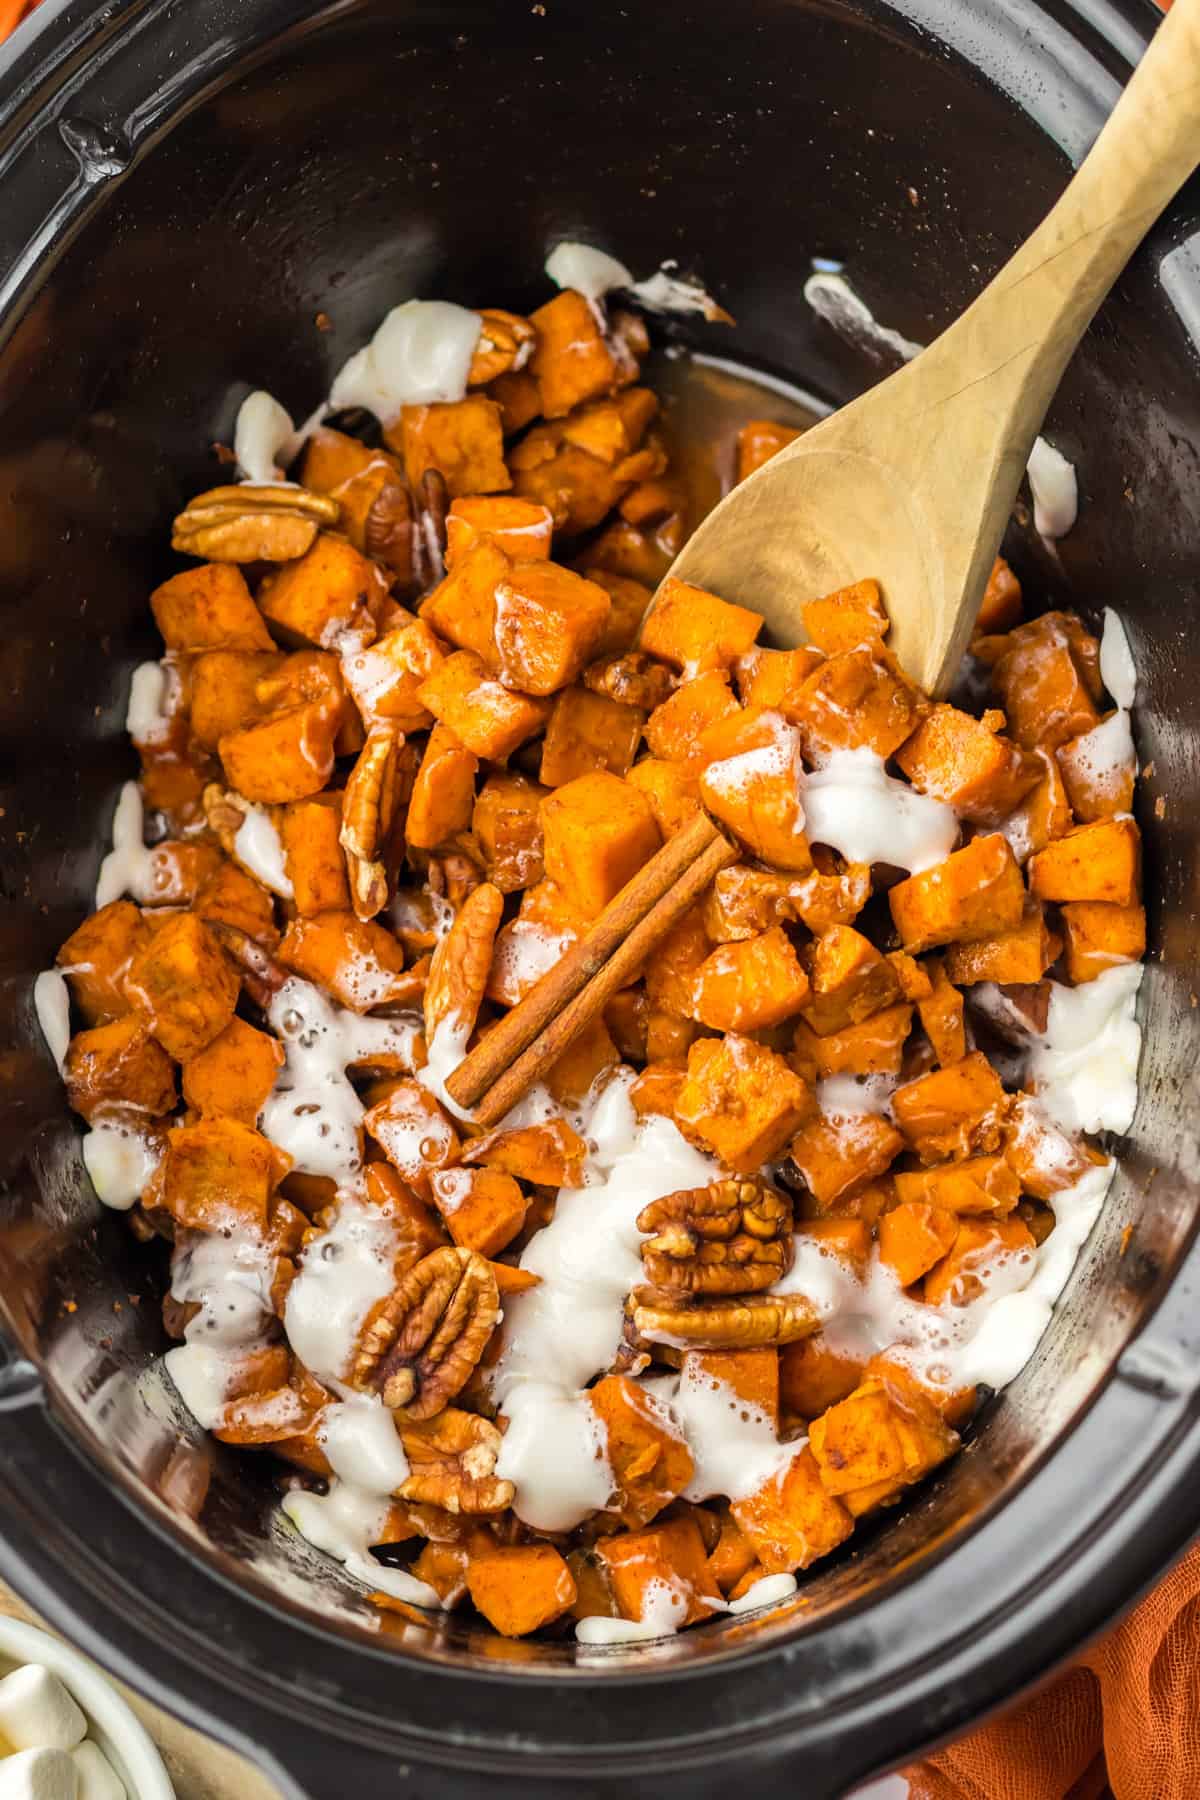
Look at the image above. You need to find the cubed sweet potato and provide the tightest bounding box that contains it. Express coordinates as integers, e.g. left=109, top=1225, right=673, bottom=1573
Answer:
left=392, top=395, right=510, bottom=499
left=466, top=1542, right=576, bottom=1637
left=892, top=1051, right=1009, bottom=1162
left=626, top=757, right=703, bottom=838
left=801, top=925, right=901, bottom=1035
left=736, top=419, right=801, bottom=482
left=461, top=1117, right=587, bottom=1187
left=645, top=671, right=740, bottom=766
left=182, top=1016, right=285, bottom=1126
left=1028, top=816, right=1141, bottom=907
left=631, top=1061, right=688, bottom=1119
left=190, top=650, right=280, bottom=749
left=782, top=648, right=925, bottom=759
left=914, top=957, right=965, bottom=1066
left=684, top=1347, right=781, bottom=1427
left=893, top=1152, right=1020, bottom=1217
left=489, top=366, right=542, bottom=435
left=280, top=793, right=352, bottom=914
left=789, top=1111, right=904, bottom=1210
left=126, top=912, right=239, bottom=1060
left=691, top=926, right=811, bottom=1032
left=889, top=833, right=1025, bottom=954
left=341, top=621, right=445, bottom=732
left=676, top=1035, right=813, bottom=1174
left=976, top=556, right=1022, bottom=635
left=639, top=576, right=763, bottom=675
left=219, top=699, right=339, bottom=804
left=698, top=708, right=811, bottom=871
left=1060, top=899, right=1146, bottom=983
left=492, top=561, right=613, bottom=695
left=878, top=1200, right=958, bottom=1286
left=277, top=912, right=413, bottom=1013
left=151, top=564, right=274, bottom=652
left=193, top=859, right=279, bottom=948
left=794, top=1216, right=872, bottom=1278
left=923, top=1216, right=1037, bottom=1306
left=731, top=1445, right=854, bottom=1573
left=364, top=1079, right=460, bottom=1200
left=791, top=1004, right=912, bottom=1081
left=735, top=645, right=825, bottom=709
left=540, top=770, right=661, bottom=918
left=808, top=1373, right=959, bottom=1515
left=594, top=1517, right=718, bottom=1626
left=257, top=533, right=381, bottom=649
left=417, top=650, right=551, bottom=759
left=406, top=722, right=479, bottom=850
left=801, top=579, right=888, bottom=656
left=706, top=1512, right=761, bottom=1596
left=895, top=704, right=1040, bottom=825
left=64, top=1013, right=177, bottom=1121
left=529, top=290, right=620, bottom=417
left=998, top=747, right=1074, bottom=864
left=584, top=568, right=655, bottom=658
left=472, top=773, right=546, bottom=891
left=641, top=908, right=709, bottom=1022
left=779, top=1334, right=865, bottom=1420
left=539, top=685, right=643, bottom=785
left=942, top=898, right=1060, bottom=985
left=545, top=1013, right=619, bottom=1106
left=57, top=900, right=149, bottom=1024
left=1003, top=1095, right=1108, bottom=1200
left=1055, top=713, right=1136, bottom=822
left=155, top=1118, right=288, bottom=1232
left=992, top=613, right=1101, bottom=750
left=429, top=1166, right=527, bottom=1257
left=589, top=1374, right=694, bottom=1528
left=445, top=495, right=553, bottom=567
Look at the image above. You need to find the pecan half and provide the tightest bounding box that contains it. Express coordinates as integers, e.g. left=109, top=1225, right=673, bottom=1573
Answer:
left=172, top=484, right=340, bottom=563
left=353, top=1246, right=500, bottom=1420
left=397, top=1408, right=514, bottom=1515
left=583, top=652, right=675, bottom=711
left=637, top=1179, right=794, bottom=1296
left=632, top=1288, right=819, bottom=1349
left=208, top=918, right=289, bottom=1008
left=468, top=309, right=536, bottom=386
left=364, top=477, right=416, bottom=582
left=341, top=723, right=404, bottom=921
left=423, top=879, right=503, bottom=1041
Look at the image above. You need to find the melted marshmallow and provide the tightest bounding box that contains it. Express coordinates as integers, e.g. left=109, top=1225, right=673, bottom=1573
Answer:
left=545, top=241, right=727, bottom=322
left=234, top=390, right=301, bottom=484
left=282, top=1485, right=440, bottom=1608
left=1026, top=437, right=1079, bottom=540
left=416, top=1015, right=475, bottom=1123
left=94, top=782, right=156, bottom=908
left=284, top=1197, right=400, bottom=1388
left=233, top=804, right=294, bottom=899
left=329, top=300, right=482, bottom=423
left=1100, top=609, right=1137, bottom=709
left=164, top=1229, right=275, bottom=1425
left=33, top=970, right=70, bottom=1073
left=1028, top=965, right=1143, bottom=1136
left=81, top=1122, right=161, bottom=1211
left=575, top=1576, right=692, bottom=1644
left=727, top=1571, right=798, bottom=1613
left=645, top=1363, right=793, bottom=1503
left=125, top=661, right=174, bottom=746
left=1060, top=710, right=1136, bottom=809
left=802, top=747, right=958, bottom=872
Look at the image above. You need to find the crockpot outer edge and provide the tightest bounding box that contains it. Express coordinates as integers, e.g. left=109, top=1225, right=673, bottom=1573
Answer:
left=2, top=2, right=1200, bottom=1796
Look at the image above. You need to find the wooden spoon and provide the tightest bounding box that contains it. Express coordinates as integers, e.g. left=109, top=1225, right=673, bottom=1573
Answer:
left=666, top=0, right=1200, bottom=695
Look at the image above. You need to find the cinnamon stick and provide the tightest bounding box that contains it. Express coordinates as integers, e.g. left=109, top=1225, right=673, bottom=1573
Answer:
left=457, top=824, right=738, bottom=1128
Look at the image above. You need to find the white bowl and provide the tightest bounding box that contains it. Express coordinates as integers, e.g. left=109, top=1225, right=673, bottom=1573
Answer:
left=0, top=1616, right=174, bottom=1799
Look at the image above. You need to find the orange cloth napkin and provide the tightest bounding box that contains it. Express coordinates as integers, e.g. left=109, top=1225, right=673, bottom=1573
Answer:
left=905, top=1537, right=1200, bottom=1800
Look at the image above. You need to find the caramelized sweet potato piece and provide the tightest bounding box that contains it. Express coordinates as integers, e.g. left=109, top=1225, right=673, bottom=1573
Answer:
left=640, top=576, right=763, bottom=675
left=182, top=1016, right=285, bottom=1126
left=675, top=1035, right=813, bottom=1175
left=893, top=1152, right=1020, bottom=1217
left=975, top=556, right=1022, bottom=635
left=460, top=559, right=612, bottom=695
left=155, top=1118, right=289, bottom=1232
left=364, top=1079, right=460, bottom=1201
left=1056, top=714, right=1136, bottom=821
left=735, top=644, right=824, bottom=709
left=808, top=1372, right=959, bottom=1515
left=406, top=722, right=479, bottom=850
left=682, top=1347, right=781, bottom=1428
left=1028, top=816, right=1141, bottom=907
left=529, top=290, right=620, bottom=417
left=539, top=685, right=643, bottom=786
left=594, top=1516, right=718, bottom=1626
left=642, top=907, right=710, bottom=1021
left=645, top=671, right=740, bottom=766
left=779, top=1334, right=865, bottom=1420
left=895, top=704, right=1040, bottom=825
left=583, top=568, right=655, bottom=659
left=277, top=912, right=412, bottom=1013
left=793, top=1216, right=871, bottom=1278
left=631, top=1061, right=687, bottom=1120
left=392, top=395, right=510, bottom=499
left=914, top=957, right=965, bottom=1066
left=219, top=699, right=339, bottom=804
left=782, top=648, right=925, bottom=759
left=998, top=747, right=1074, bottom=864
left=943, top=898, right=1060, bottom=985
left=126, top=912, right=239, bottom=1060
left=801, top=925, right=901, bottom=1035
left=445, top=495, right=553, bottom=567
left=64, top=1014, right=177, bottom=1122
left=698, top=708, right=811, bottom=871
left=731, top=1445, right=854, bottom=1573
left=472, top=773, right=546, bottom=891
left=1060, top=899, right=1146, bottom=983
left=791, top=1004, right=912, bottom=1081
left=430, top=1166, right=527, bottom=1258
left=691, top=926, right=811, bottom=1033
left=889, top=833, right=1025, bottom=954
left=892, top=1051, right=1009, bottom=1163
left=190, top=650, right=280, bottom=749
left=1003, top=1095, right=1108, bottom=1199
left=341, top=621, right=445, bottom=732
left=194, top=859, right=278, bottom=949
left=417, top=651, right=551, bottom=759
left=257, top=533, right=381, bottom=649
left=706, top=1511, right=761, bottom=1595
left=151, top=563, right=275, bottom=652
left=540, top=770, right=661, bottom=918
left=923, top=1216, right=1037, bottom=1306
left=466, top=1542, right=576, bottom=1637
left=57, top=900, right=149, bottom=1024
left=589, top=1374, right=694, bottom=1527
left=280, top=793, right=352, bottom=914
left=545, top=1013, right=620, bottom=1106
left=462, top=1118, right=587, bottom=1187
left=992, top=612, right=1101, bottom=750
left=801, top=579, right=888, bottom=656
left=878, top=1200, right=958, bottom=1286
left=626, top=757, right=703, bottom=838
left=735, top=419, right=801, bottom=481
left=789, top=1110, right=904, bottom=1210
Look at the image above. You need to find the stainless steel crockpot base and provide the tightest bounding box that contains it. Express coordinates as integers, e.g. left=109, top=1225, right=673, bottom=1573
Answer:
left=1, top=1, right=1199, bottom=1793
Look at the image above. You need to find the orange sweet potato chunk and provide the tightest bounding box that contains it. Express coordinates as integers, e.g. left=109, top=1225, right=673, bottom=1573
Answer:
left=801, top=924, right=901, bottom=1035
left=151, top=564, right=275, bottom=652
left=1060, top=899, right=1146, bottom=983
left=57, top=900, right=149, bottom=1025
left=540, top=686, right=643, bottom=786
left=976, top=556, right=1023, bottom=635
left=889, top=833, right=1025, bottom=954
left=406, top=722, right=479, bottom=850
left=801, top=579, right=888, bottom=656
left=392, top=395, right=510, bottom=499
left=914, top=957, right=965, bottom=1066
left=645, top=671, right=740, bottom=766
left=466, top=1543, right=577, bottom=1637
left=277, top=912, right=413, bottom=1013
left=126, top=913, right=239, bottom=1060
left=782, top=648, right=925, bottom=759
left=735, top=645, right=824, bottom=709
left=545, top=1013, right=620, bottom=1107
left=496, top=562, right=613, bottom=696
left=279, top=794, right=352, bottom=914
left=1003, top=1095, right=1108, bottom=1200
left=892, top=1052, right=1009, bottom=1163
left=585, top=568, right=655, bottom=659
left=731, top=1445, right=854, bottom=1574
left=923, top=1216, right=1037, bottom=1307
left=219, top=699, right=339, bottom=804
left=698, top=708, right=812, bottom=872
left=529, top=290, right=620, bottom=418
left=683, top=1348, right=781, bottom=1428
left=1056, top=715, right=1136, bottom=821
left=791, top=1004, right=912, bottom=1081
left=540, top=770, right=661, bottom=918
left=462, top=1117, right=587, bottom=1187
left=194, top=860, right=279, bottom=949
left=893, top=1152, right=1021, bottom=1217
left=808, top=1373, right=959, bottom=1515
left=676, top=1035, right=813, bottom=1175
left=155, top=1118, right=289, bottom=1232
left=707, top=1513, right=761, bottom=1596
left=736, top=419, right=801, bottom=481
left=894, top=704, right=1040, bottom=825
left=780, top=1334, right=865, bottom=1420
left=992, top=613, right=1101, bottom=750
left=998, top=747, right=1074, bottom=863
left=182, top=1016, right=285, bottom=1126
left=1028, top=816, right=1141, bottom=907
left=341, top=622, right=445, bottom=733
left=429, top=1166, right=527, bottom=1258
left=626, top=758, right=703, bottom=838
left=789, top=1111, right=904, bottom=1211
left=878, top=1200, right=959, bottom=1286
left=417, top=651, right=551, bottom=760
left=189, top=650, right=280, bottom=749
left=794, top=1216, right=871, bottom=1278
left=445, top=495, right=553, bottom=567
left=943, top=898, right=1060, bottom=985
left=257, top=533, right=381, bottom=649
left=365, top=1079, right=460, bottom=1201
left=691, top=926, right=810, bottom=1033
left=639, top=576, right=763, bottom=675
left=594, top=1517, right=718, bottom=1626
left=631, top=1062, right=687, bottom=1120
left=64, top=1014, right=177, bottom=1122
left=472, top=773, right=546, bottom=891
left=589, top=1374, right=694, bottom=1527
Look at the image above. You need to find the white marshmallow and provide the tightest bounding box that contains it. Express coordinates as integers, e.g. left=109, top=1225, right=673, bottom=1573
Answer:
left=0, top=1667, right=86, bottom=1753
left=0, top=1747, right=80, bottom=1800
left=70, top=1743, right=125, bottom=1800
